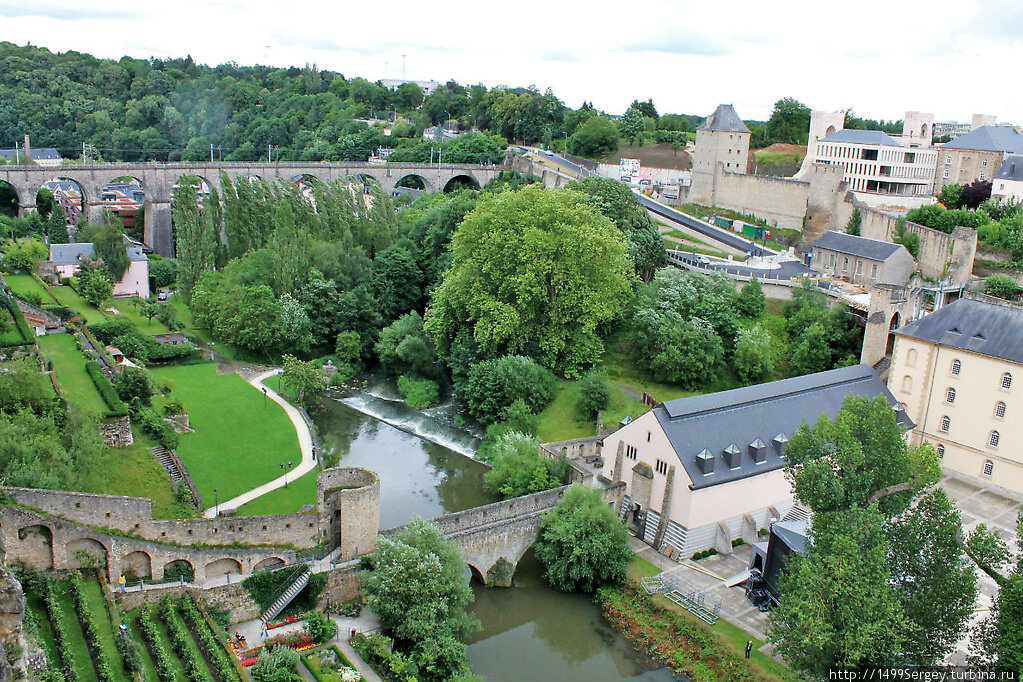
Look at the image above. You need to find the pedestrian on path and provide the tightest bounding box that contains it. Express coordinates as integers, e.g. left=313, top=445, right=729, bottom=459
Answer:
left=118, top=575, right=126, bottom=593
left=745, top=640, right=753, bottom=658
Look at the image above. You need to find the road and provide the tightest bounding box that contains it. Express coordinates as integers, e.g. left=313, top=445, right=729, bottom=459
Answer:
left=666, top=250, right=814, bottom=280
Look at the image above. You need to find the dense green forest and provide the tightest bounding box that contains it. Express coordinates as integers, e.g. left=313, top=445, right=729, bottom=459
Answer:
left=0, top=42, right=901, bottom=164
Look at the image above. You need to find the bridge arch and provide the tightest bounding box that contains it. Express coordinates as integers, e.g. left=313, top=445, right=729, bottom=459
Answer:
left=99, top=176, right=147, bottom=234
left=121, top=550, right=153, bottom=579
left=37, top=178, right=86, bottom=227
left=16, top=524, right=54, bottom=570
left=443, top=174, right=481, bottom=192
left=395, top=174, right=433, bottom=192
left=0, top=180, right=19, bottom=218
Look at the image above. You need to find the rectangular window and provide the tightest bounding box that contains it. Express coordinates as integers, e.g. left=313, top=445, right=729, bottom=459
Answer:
left=943, top=169, right=950, bottom=179
left=843, top=257, right=849, bottom=272
left=871, top=263, right=878, bottom=279
left=982, top=159, right=988, bottom=167
left=655, top=459, right=668, bottom=475
left=979, top=173, right=986, bottom=181
left=626, top=445, right=637, bottom=460
left=856, top=261, right=863, bottom=274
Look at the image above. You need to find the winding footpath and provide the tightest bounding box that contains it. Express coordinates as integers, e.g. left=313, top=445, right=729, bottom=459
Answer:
left=201, top=368, right=316, bottom=518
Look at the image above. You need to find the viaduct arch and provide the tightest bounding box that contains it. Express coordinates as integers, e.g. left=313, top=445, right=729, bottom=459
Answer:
left=0, top=162, right=502, bottom=256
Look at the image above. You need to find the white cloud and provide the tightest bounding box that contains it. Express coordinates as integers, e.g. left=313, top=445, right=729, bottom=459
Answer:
left=0, top=0, right=1018, bottom=123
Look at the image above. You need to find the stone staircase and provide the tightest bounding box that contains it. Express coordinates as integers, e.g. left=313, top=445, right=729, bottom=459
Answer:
left=261, top=567, right=310, bottom=624
left=152, top=446, right=182, bottom=481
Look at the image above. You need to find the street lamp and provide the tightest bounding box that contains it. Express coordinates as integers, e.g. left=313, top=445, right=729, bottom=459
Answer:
left=280, top=461, right=293, bottom=487
left=263, top=386, right=268, bottom=409
left=214, top=488, right=219, bottom=517
left=444, top=111, right=452, bottom=132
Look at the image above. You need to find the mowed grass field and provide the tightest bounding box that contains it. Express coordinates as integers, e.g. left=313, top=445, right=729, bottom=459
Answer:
left=150, top=363, right=304, bottom=508
left=38, top=333, right=105, bottom=416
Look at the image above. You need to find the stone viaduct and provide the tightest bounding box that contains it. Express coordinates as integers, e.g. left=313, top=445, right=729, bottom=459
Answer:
left=0, top=466, right=624, bottom=591
left=0, top=162, right=504, bottom=256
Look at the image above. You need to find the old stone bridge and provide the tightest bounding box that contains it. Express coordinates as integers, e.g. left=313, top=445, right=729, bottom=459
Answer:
left=0, top=161, right=504, bottom=255
left=0, top=468, right=624, bottom=591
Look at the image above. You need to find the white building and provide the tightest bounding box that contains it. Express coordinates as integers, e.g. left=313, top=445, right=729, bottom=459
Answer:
left=599, top=365, right=910, bottom=557
left=50, top=237, right=150, bottom=299
left=814, top=129, right=937, bottom=202
left=379, top=79, right=441, bottom=98
left=992, top=155, right=1023, bottom=204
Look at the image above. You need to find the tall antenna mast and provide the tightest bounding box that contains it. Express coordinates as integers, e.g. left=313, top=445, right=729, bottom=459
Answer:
left=402, top=53, right=407, bottom=81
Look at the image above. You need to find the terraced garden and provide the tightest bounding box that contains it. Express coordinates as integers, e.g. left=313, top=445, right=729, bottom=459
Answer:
left=23, top=571, right=241, bottom=682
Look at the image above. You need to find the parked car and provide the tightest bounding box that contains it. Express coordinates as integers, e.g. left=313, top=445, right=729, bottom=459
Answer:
left=157, top=291, right=168, bottom=301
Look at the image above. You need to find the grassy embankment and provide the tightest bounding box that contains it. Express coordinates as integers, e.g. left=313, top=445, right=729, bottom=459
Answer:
left=537, top=299, right=792, bottom=443
left=150, top=362, right=314, bottom=515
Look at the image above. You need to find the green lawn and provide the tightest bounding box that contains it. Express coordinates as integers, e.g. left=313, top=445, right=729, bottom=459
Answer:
left=54, top=583, right=99, bottom=681
left=236, top=466, right=318, bottom=516
left=81, top=576, right=131, bottom=681
left=49, top=285, right=108, bottom=324
left=149, top=363, right=303, bottom=510
left=75, top=429, right=195, bottom=519
left=4, top=272, right=50, bottom=301
left=106, top=297, right=169, bottom=335
left=536, top=380, right=596, bottom=443
left=38, top=333, right=105, bottom=416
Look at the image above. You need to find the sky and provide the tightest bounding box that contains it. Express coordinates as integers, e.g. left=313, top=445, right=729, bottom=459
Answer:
left=1, top=0, right=1021, bottom=124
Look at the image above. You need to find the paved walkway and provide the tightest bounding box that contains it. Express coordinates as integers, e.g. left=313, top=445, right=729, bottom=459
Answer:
left=202, top=368, right=316, bottom=518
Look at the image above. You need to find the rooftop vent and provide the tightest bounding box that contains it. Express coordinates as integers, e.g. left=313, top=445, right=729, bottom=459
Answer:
left=723, top=443, right=741, bottom=469
left=748, top=438, right=767, bottom=464
left=772, top=433, right=789, bottom=456
left=695, top=448, right=715, bottom=475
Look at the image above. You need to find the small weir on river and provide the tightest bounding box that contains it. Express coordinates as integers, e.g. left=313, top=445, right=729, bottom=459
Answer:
left=309, top=380, right=679, bottom=681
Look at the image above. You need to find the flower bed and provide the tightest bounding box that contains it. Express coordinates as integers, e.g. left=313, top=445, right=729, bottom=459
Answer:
left=233, top=629, right=317, bottom=666
left=597, top=584, right=758, bottom=682
left=266, top=613, right=301, bottom=630
left=303, top=646, right=365, bottom=682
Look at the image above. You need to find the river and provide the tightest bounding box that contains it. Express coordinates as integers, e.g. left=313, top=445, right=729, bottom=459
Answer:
left=309, top=383, right=676, bottom=682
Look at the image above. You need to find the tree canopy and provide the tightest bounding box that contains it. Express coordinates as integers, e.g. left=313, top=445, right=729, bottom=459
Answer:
left=424, top=187, right=634, bottom=377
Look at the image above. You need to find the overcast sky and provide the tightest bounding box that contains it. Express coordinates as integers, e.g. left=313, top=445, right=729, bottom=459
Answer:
left=1, top=0, right=1021, bottom=124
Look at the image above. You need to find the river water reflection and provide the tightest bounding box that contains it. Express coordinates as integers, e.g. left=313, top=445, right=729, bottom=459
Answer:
left=309, top=387, right=677, bottom=681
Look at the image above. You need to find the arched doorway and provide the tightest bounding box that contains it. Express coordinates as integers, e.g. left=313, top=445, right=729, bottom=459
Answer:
left=886, top=312, right=901, bottom=356
left=824, top=125, right=837, bottom=138
left=16, top=525, right=54, bottom=570
left=163, top=559, right=195, bottom=582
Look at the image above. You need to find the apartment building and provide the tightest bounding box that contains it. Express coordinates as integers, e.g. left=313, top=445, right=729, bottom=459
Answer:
left=814, top=129, right=937, bottom=198
left=890, top=298, right=1023, bottom=493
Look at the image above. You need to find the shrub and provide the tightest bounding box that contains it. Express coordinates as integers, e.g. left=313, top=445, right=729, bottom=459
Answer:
left=137, top=604, right=176, bottom=682
left=986, top=274, right=1021, bottom=300
left=180, top=595, right=240, bottom=682
left=113, top=366, right=156, bottom=405
left=462, top=355, right=557, bottom=424
left=68, top=572, right=115, bottom=681
left=396, top=375, right=440, bottom=408
left=576, top=369, right=611, bottom=418
left=160, top=599, right=211, bottom=682
left=131, top=404, right=179, bottom=449
left=304, top=610, right=338, bottom=644
left=43, top=579, right=79, bottom=682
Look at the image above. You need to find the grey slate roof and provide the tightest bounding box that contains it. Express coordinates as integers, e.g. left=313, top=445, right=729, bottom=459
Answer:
left=697, top=104, right=751, bottom=134
left=0, top=147, right=62, bottom=161
left=50, top=236, right=147, bottom=267
left=820, top=129, right=902, bottom=147
left=995, top=156, right=1023, bottom=182
left=652, top=365, right=912, bottom=490
left=50, top=243, right=95, bottom=266
left=896, top=298, right=1023, bottom=364
left=941, top=126, right=1023, bottom=153
left=812, top=231, right=905, bottom=262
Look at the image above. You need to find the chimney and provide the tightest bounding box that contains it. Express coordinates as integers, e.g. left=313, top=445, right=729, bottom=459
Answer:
left=23, top=134, right=30, bottom=161
left=722, top=443, right=741, bottom=469
left=695, top=449, right=715, bottom=475
left=748, top=438, right=767, bottom=464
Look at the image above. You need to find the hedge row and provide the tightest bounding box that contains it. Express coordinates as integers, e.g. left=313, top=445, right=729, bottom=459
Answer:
left=132, top=405, right=179, bottom=450
left=180, top=596, right=241, bottom=682
left=84, top=361, right=129, bottom=417
left=68, top=572, right=116, bottom=682
left=97, top=575, right=144, bottom=677
left=137, top=604, right=177, bottom=682
left=160, top=601, right=215, bottom=682
left=42, top=579, right=79, bottom=682
left=0, top=298, right=35, bottom=348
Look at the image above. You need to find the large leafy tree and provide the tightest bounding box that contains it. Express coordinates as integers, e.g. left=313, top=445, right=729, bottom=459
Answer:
left=770, top=395, right=978, bottom=674
left=424, top=187, right=633, bottom=377
left=566, top=176, right=666, bottom=282
left=763, top=97, right=811, bottom=145
left=568, top=116, right=619, bottom=158
left=172, top=183, right=218, bottom=295
left=482, top=431, right=568, bottom=498
left=362, top=518, right=479, bottom=680
left=534, top=484, right=632, bottom=593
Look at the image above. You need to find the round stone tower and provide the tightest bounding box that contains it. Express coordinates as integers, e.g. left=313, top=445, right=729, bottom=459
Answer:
left=316, top=467, right=380, bottom=559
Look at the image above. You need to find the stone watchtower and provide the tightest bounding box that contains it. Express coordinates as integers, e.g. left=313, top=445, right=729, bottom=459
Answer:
left=316, top=467, right=380, bottom=559
left=688, top=104, right=752, bottom=207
